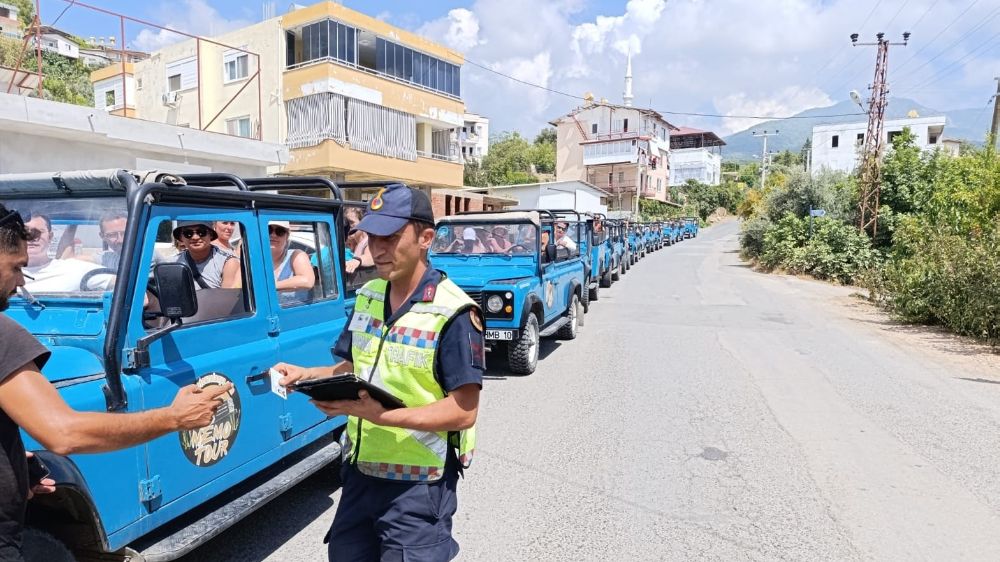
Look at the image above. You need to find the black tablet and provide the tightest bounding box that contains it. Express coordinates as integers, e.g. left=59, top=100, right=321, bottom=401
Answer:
left=289, top=375, right=406, bottom=410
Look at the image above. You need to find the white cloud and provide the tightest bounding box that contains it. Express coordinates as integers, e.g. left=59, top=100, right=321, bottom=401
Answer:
left=408, top=0, right=999, bottom=138
left=133, top=0, right=253, bottom=51
left=715, top=87, right=834, bottom=135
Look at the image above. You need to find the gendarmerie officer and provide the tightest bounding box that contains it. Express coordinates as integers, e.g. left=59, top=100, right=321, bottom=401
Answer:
left=274, top=184, right=484, bottom=561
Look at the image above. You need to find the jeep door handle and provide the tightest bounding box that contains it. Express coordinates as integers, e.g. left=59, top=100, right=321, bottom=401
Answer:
left=246, top=371, right=269, bottom=384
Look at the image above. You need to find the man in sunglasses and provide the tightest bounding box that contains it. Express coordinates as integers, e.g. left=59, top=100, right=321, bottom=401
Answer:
left=167, top=220, right=240, bottom=290
left=553, top=221, right=577, bottom=252
left=22, top=214, right=113, bottom=293
left=0, top=204, right=232, bottom=560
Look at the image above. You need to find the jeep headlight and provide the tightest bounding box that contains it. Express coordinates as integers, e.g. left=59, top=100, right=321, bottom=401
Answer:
left=486, top=295, right=504, bottom=313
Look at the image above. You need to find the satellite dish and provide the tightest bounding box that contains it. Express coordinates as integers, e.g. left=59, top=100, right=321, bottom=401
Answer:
left=850, top=90, right=863, bottom=106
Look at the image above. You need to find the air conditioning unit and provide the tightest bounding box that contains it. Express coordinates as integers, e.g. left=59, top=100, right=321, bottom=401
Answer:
left=161, top=91, right=181, bottom=108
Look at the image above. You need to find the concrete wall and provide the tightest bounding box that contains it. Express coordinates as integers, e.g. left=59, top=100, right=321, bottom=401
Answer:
left=0, top=92, right=285, bottom=176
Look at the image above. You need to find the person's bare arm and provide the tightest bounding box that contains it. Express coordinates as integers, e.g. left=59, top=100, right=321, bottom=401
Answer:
left=273, top=360, right=353, bottom=387
left=312, top=383, right=479, bottom=432
left=275, top=251, right=315, bottom=291
left=221, top=257, right=241, bottom=289
left=0, top=362, right=230, bottom=456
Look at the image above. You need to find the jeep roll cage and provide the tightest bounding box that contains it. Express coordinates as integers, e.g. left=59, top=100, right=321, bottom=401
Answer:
left=0, top=169, right=356, bottom=411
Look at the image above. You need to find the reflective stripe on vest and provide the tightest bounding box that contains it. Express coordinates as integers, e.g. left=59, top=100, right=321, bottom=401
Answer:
left=347, top=276, right=478, bottom=481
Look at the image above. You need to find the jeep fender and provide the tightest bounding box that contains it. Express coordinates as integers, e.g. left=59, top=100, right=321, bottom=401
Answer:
left=519, top=294, right=544, bottom=328
left=26, top=451, right=109, bottom=554
left=568, top=279, right=582, bottom=303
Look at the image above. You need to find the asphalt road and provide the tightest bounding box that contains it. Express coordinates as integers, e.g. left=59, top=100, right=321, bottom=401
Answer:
left=180, top=219, right=1000, bottom=561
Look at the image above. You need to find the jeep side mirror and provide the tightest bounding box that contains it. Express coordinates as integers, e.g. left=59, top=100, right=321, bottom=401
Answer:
left=545, top=243, right=557, bottom=262
left=154, top=262, right=198, bottom=320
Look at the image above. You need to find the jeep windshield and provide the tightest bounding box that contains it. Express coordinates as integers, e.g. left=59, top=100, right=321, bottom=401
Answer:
left=6, top=197, right=126, bottom=299
left=430, top=223, right=538, bottom=256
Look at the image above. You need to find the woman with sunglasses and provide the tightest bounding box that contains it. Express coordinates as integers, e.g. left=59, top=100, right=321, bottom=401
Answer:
left=269, top=221, right=314, bottom=304
left=169, top=220, right=240, bottom=289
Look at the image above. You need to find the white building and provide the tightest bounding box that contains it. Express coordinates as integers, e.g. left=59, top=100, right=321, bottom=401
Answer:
left=454, top=112, right=489, bottom=163
left=0, top=91, right=286, bottom=176
left=473, top=180, right=609, bottom=214
left=669, top=127, right=725, bottom=186
left=811, top=115, right=946, bottom=174
left=0, top=3, right=19, bottom=39
left=33, top=26, right=80, bottom=59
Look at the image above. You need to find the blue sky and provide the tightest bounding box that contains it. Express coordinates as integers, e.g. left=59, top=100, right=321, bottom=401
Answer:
left=35, top=1, right=1000, bottom=138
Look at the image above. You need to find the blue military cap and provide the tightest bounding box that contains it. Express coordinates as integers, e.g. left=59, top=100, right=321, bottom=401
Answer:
left=355, top=183, right=435, bottom=236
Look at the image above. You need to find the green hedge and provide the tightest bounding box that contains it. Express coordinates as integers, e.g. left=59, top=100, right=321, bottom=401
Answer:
left=754, top=213, right=879, bottom=284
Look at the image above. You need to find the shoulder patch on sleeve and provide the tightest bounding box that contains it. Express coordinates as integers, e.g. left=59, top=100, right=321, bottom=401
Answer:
left=469, top=309, right=483, bottom=332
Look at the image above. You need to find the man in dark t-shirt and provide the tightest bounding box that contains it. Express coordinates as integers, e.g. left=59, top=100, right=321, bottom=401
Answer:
left=0, top=204, right=232, bottom=560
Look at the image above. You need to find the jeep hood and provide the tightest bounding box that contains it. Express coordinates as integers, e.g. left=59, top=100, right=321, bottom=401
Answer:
left=436, top=264, right=536, bottom=288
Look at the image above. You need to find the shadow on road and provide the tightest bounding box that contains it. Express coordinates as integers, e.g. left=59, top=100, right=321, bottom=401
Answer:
left=482, top=340, right=563, bottom=379
left=175, top=471, right=338, bottom=562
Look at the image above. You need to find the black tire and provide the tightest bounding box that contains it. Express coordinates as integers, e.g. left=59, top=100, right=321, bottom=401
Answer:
left=600, top=267, right=612, bottom=288
left=556, top=294, right=580, bottom=340
left=507, top=314, right=539, bottom=375
left=589, top=282, right=599, bottom=302
left=579, top=280, right=590, bottom=316
left=23, top=527, right=75, bottom=562
left=612, top=259, right=622, bottom=281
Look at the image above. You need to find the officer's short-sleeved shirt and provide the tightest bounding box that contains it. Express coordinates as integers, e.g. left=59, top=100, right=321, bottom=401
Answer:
left=332, top=268, right=484, bottom=392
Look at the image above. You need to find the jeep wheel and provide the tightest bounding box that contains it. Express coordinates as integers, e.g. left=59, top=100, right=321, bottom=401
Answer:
left=601, top=267, right=613, bottom=287
left=556, top=294, right=580, bottom=340
left=580, top=280, right=590, bottom=315
left=23, top=527, right=75, bottom=562
left=612, top=261, right=621, bottom=281
left=589, top=282, right=599, bottom=302
left=507, top=314, right=539, bottom=375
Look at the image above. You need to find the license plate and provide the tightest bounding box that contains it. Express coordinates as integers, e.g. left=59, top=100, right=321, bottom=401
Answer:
left=484, top=329, right=513, bottom=341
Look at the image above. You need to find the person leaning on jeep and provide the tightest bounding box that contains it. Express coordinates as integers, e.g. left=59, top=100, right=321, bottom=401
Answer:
left=0, top=203, right=232, bottom=561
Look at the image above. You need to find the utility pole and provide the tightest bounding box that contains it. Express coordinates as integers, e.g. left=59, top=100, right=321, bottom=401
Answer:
left=752, top=130, right=779, bottom=188
left=990, top=77, right=1000, bottom=147
left=852, top=31, right=909, bottom=238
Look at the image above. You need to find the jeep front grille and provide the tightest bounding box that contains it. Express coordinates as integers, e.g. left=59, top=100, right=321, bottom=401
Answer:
left=461, top=289, right=483, bottom=308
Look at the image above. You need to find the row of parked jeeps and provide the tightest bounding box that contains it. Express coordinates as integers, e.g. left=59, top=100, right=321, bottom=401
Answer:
left=0, top=170, right=697, bottom=561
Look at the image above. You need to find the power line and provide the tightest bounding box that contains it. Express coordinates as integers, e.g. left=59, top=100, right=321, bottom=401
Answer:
left=464, top=57, right=867, bottom=121
left=858, top=0, right=886, bottom=33
left=48, top=0, right=78, bottom=28
left=883, top=0, right=910, bottom=30
left=891, top=0, right=979, bottom=74
left=907, top=0, right=938, bottom=31
left=892, top=4, right=1000, bottom=86
left=896, top=26, right=1000, bottom=90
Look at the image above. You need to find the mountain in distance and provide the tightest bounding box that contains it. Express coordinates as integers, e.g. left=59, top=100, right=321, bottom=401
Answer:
left=721, top=97, right=993, bottom=161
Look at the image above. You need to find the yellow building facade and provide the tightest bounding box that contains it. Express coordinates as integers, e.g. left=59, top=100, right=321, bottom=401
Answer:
left=91, top=2, right=465, bottom=191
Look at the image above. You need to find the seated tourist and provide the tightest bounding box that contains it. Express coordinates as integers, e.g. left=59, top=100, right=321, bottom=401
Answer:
left=22, top=215, right=112, bottom=293
left=168, top=220, right=240, bottom=289
left=269, top=220, right=315, bottom=304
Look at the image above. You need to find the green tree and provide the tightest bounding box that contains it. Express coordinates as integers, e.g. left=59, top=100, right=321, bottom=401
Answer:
left=534, top=127, right=556, bottom=145
left=478, top=132, right=537, bottom=186
left=10, top=0, right=35, bottom=30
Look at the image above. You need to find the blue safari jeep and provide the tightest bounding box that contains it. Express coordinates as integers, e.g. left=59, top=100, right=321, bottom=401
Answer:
left=429, top=210, right=586, bottom=375
left=605, top=219, right=627, bottom=280
left=2, top=170, right=363, bottom=561
left=683, top=217, right=700, bottom=238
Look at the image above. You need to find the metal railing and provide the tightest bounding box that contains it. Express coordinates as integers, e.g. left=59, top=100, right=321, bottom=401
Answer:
left=285, top=56, right=462, bottom=102
left=417, top=150, right=460, bottom=163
